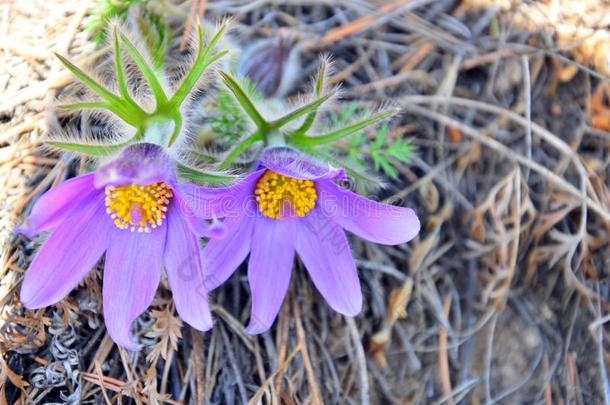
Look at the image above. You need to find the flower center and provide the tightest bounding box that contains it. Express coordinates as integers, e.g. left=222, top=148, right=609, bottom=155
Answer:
left=254, top=170, right=317, bottom=219
left=104, top=182, right=173, bottom=232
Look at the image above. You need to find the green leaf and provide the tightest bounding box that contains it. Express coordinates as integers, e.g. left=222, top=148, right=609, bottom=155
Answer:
left=331, top=101, right=359, bottom=126
left=206, top=49, right=229, bottom=68
left=56, top=101, right=109, bottom=110
left=314, top=61, right=326, bottom=95
left=112, top=31, right=149, bottom=118
left=219, top=71, right=267, bottom=129
left=55, top=53, right=145, bottom=126
left=55, top=53, right=121, bottom=105
left=350, top=124, right=414, bottom=179
left=372, top=125, right=388, bottom=148
left=177, top=164, right=236, bottom=184
left=170, top=23, right=228, bottom=110
left=201, top=22, right=228, bottom=60
left=167, top=111, right=182, bottom=147
left=135, top=10, right=171, bottom=71
left=188, top=149, right=219, bottom=163
left=347, top=132, right=368, bottom=150
left=292, top=64, right=328, bottom=137
left=218, top=129, right=263, bottom=170
left=272, top=93, right=331, bottom=129
left=293, top=110, right=317, bottom=138
left=358, top=125, right=414, bottom=178
left=113, top=30, right=132, bottom=102
left=313, top=102, right=414, bottom=180
left=209, top=92, right=249, bottom=142
left=374, top=153, right=398, bottom=179
left=57, top=100, right=142, bottom=127
left=293, top=112, right=391, bottom=147
left=389, top=140, right=414, bottom=163
left=120, top=33, right=168, bottom=106
left=48, top=141, right=128, bottom=156
left=85, top=0, right=145, bottom=43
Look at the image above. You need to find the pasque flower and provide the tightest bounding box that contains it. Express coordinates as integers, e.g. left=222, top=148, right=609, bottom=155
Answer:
left=18, top=143, right=220, bottom=349
left=197, top=147, right=420, bottom=334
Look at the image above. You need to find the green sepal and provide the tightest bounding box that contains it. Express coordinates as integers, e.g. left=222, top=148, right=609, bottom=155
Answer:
left=135, top=9, right=171, bottom=71
left=219, top=71, right=267, bottom=129
left=293, top=62, right=327, bottom=136
left=113, top=29, right=136, bottom=105
left=188, top=149, right=219, bottom=163
left=218, top=129, right=264, bottom=170
left=56, top=101, right=109, bottom=111
left=119, top=32, right=168, bottom=106
left=54, top=53, right=118, bottom=102
left=54, top=53, right=146, bottom=126
left=48, top=141, right=129, bottom=156
left=272, top=93, right=331, bottom=129
left=177, top=163, right=237, bottom=184
left=169, top=23, right=229, bottom=111
left=292, top=112, right=391, bottom=147
left=166, top=111, right=182, bottom=148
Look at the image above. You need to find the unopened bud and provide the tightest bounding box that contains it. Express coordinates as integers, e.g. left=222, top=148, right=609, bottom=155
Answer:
left=237, top=36, right=300, bottom=98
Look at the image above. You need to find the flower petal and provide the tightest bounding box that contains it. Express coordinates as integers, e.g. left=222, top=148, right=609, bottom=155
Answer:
left=201, top=214, right=254, bottom=290
left=20, top=196, right=109, bottom=308
left=246, top=217, right=295, bottom=334
left=296, top=208, right=362, bottom=316
left=179, top=170, right=264, bottom=219
left=259, top=146, right=346, bottom=180
left=103, top=226, right=165, bottom=350
left=171, top=186, right=210, bottom=237
left=94, top=143, right=177, bottom=189
left=164, top=207, right=213, bottom=331
left=17, top=173, right=96, bottom=237
left=317, top=180, right=420, bottom=245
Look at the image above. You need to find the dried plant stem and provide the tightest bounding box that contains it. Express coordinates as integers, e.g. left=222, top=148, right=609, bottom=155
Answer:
left=293, top=298, right=323, bottom=405
left=401, top=102, right=610, bottom=224
left=346, top=317, right=369, bottom=405
left=439, top=295, right=454, bottom=405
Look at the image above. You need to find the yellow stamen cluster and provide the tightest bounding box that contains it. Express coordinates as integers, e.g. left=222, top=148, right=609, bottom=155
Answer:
left=255, top=170, right=317, bottom=219
left=104, top=182, right=173, bottom=232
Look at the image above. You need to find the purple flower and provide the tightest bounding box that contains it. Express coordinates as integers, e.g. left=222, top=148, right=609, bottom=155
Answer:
left=196, top=147, right=420, bottom=334
left=18, top=143, right=220, bottom=349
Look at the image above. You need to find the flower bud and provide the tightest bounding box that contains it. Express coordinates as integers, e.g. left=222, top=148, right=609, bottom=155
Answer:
left=237, top=36, right=300, bottom=98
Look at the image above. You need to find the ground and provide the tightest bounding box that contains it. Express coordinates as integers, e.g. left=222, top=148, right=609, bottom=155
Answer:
left=1, top=0, right=609, bottom=404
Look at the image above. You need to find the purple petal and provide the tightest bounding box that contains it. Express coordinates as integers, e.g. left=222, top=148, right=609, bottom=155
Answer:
left=171, top=185, right=210, bottom=237
left=17, top=173, right=96, bottom=237
left=246, top=217, right=295, bottom=334
left=20, top=196, right=109, bottom=308
left=317, top=180, right=420, bottom=245
left=259, top=147, right=346, bottom=180
left=180, top=170, right=264, bottom=219
left=201, top=214, right=254, bottom=290
left=94, top=143, right=176, bottom=189
left=164, top=207, right=213, bottom=331
left=296, top=208, right=362, bottom=316
left=103, top=226, right=165, bottom=350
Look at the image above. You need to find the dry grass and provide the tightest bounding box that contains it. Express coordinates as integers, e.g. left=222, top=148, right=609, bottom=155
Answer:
left=1, top=0, right=609, bottom=404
